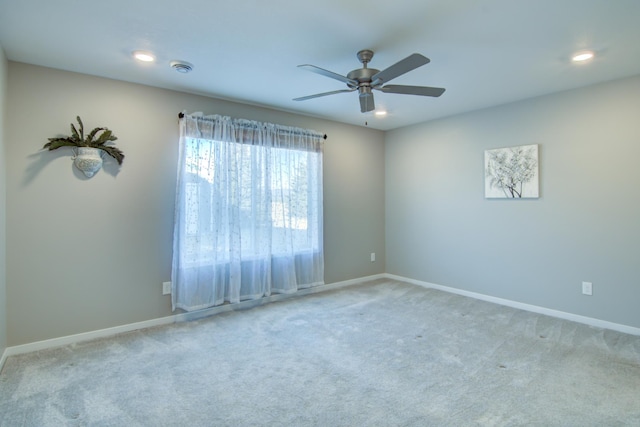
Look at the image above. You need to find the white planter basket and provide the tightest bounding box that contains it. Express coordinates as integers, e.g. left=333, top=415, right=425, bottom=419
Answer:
left=73, top=147, right=103, bottom=178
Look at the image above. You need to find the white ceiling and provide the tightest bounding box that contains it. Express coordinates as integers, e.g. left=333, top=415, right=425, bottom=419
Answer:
left=1, top=0, right=639, bottom=131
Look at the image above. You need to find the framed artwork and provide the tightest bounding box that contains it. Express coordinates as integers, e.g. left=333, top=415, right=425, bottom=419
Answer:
left=484, top=144, right=539, bottom=198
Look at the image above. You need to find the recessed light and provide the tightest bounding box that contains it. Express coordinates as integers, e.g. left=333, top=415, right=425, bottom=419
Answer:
left=132, top=51, right=155, bottom=62
left=375, top=110, right=387, bottom=117
left=572, top=50, right=595, bottom=62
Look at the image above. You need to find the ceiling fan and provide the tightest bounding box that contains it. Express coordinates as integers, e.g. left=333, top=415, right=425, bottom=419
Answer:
left=293, top=49, right=445, bottom=113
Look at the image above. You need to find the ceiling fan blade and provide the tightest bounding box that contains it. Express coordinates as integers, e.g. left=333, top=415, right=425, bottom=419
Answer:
left=378, top=85, right=446, bottom=97
left=293, top=88, right=356, bottom=101
left=371, top=54, right=430, bottom=86
left=298, top=64, right=357, bottom=86
left=359, top=91, right=375, bottom=113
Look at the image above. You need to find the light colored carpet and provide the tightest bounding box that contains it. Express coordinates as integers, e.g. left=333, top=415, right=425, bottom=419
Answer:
left=1, top=279, right=639, bottom=426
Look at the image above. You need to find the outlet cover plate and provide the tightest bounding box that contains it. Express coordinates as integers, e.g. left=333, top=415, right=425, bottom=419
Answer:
left=162, top=281, right=172, bottom=295
left=582, top=281, right=593, bottom=296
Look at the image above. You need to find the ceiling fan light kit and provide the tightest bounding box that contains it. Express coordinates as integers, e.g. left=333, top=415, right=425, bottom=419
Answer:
left=294, top=49, right=445, bottom=113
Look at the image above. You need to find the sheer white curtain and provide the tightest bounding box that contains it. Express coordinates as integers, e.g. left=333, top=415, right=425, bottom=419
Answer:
left=171, top=113, right=324, bottom=311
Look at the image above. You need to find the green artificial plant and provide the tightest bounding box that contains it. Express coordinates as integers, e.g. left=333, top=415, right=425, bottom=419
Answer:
left=44, top=116, right=124, bottom=165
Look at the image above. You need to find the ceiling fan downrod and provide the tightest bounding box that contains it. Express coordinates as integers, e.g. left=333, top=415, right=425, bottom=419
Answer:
left=356, top=49, right=374, bottom=67
left=347, top=50, right=379, bottom=89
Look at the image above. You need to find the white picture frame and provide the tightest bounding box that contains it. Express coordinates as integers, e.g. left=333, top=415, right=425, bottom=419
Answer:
left=485, top=144, right=539, bottom=199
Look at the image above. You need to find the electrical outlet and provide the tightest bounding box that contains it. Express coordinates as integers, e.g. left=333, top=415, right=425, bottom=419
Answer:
left=582, top=281, right=593, bottom=296
left=162, top=281, right=172, bottom=295
left=370, top=252, right=376, bottom=262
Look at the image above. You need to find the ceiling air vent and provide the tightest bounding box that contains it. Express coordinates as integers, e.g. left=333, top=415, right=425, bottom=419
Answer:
left=170, top=61, right=194, bottom=73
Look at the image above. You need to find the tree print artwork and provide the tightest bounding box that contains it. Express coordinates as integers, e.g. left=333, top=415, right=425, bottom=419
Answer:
left=485, top=144, right=539, bottom=198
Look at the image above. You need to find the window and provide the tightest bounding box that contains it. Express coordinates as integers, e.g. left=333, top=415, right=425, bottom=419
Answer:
left=172, top=113, right=324, bottom=311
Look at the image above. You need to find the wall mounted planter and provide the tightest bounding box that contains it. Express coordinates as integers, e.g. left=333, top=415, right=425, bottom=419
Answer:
left=44, top=116, right=124, bottom=178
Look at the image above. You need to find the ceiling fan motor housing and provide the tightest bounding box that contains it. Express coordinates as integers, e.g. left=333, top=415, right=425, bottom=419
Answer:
left=347, top=68, right=379, bottom=88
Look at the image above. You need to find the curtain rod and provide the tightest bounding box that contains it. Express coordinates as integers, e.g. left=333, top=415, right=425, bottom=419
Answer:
left=178, top=112, right=327, bottom=140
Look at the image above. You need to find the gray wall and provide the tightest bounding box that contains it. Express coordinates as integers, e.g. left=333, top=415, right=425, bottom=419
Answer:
left=6, top=62, right=385, bottom=346
left=10, top=60, right=637, bottom=348
left=386, top=75, right=640, bottom=329
left=0, top=46, right=7, bottom=355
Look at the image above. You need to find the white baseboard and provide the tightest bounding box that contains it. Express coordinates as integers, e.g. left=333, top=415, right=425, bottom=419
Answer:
left=0, top=348, right=7, bottom=373
left=385, top=273, right=640, bottom=337
left=3, top=315, right=178, bottom=361
left=4, top=271, right=635, bottom=374
left=0, top=274, right=385, bottom=372
left=172, top=274, right=386, bottom=323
